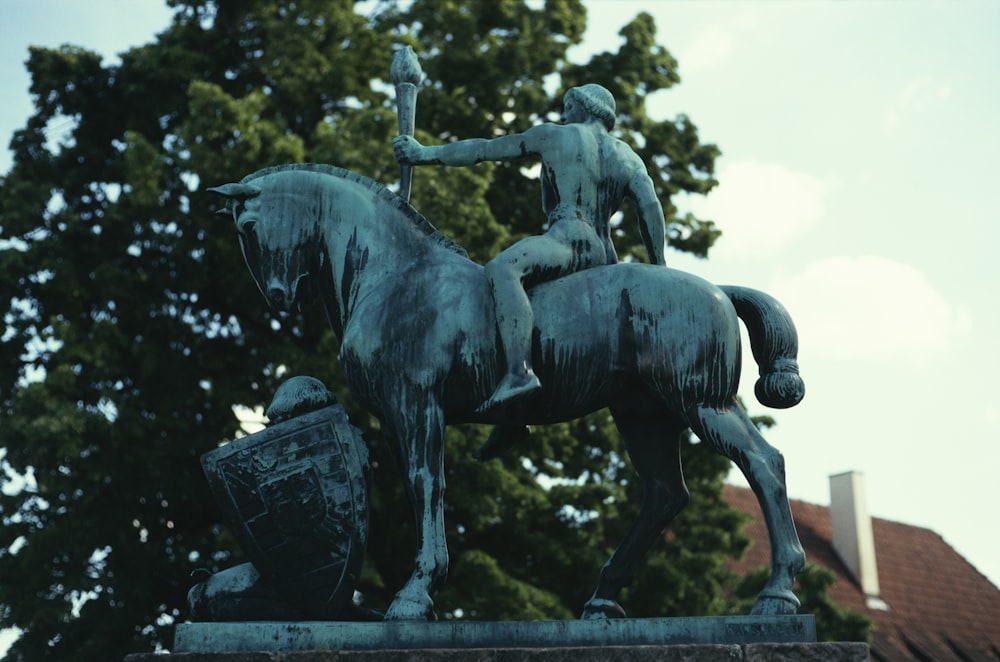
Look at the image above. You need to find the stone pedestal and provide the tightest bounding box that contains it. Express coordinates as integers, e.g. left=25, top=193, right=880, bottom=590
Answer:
left=126, top=642, right=871, bottom=661
left=121, top=616, right=869, bottom=660
left=172, top=617, right=815, bottom=652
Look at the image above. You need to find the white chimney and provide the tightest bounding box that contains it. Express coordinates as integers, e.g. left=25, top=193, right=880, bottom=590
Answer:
left=829, top=471, right=888, bottom=610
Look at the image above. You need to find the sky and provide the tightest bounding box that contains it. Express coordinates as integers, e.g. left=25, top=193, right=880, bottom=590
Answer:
left=0, top=1, right=997, bottom=648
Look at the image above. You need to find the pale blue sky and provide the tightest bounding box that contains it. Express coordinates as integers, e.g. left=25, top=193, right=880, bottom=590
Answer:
left=1, top=4, right=997, bottom=636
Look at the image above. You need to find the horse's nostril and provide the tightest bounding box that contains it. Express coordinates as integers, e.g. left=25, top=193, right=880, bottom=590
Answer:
left=268, top=287, right=287, bottom=306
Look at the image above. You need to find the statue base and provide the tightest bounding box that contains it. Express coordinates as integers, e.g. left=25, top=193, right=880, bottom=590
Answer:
left=125, top=643, right=871, bottom=662
left=171, top=616, right=815, bottom=651
left=125, top=642, right=871, bottom=662
left=122, top=616, right=868, bottom=660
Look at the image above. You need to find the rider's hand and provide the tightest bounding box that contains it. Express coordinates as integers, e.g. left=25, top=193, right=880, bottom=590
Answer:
left=393, top=135, right=423, bottom=164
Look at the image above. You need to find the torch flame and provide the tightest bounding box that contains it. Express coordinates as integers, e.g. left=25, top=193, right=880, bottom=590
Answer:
left=391, top=46, right=423, bottom=86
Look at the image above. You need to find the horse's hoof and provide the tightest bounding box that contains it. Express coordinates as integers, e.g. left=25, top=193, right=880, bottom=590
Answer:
left=581, top=598, right=627, bottom=619
left=385, top=591, right=435, bottom=621
left=750, top=589, right=800, bottom=616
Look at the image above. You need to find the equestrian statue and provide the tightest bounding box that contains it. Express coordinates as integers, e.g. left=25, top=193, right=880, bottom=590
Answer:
left=209, top=46, right=807, bottom=622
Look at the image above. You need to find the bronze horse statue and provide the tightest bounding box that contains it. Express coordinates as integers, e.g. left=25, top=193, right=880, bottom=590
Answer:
left=211, top=163, right=807, bottom=621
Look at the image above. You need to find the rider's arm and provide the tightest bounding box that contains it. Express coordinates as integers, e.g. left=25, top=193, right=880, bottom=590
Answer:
left=629, top=169, right=667, bottom=267
left=395, top=128, right=544, bottom=167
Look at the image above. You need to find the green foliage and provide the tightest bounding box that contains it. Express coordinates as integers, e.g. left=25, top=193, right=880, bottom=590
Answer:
left=0, top=1, right=859, bottom=658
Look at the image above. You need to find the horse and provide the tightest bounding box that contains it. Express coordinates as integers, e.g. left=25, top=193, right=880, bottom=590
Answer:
left=210, top=163, right=807, bottom=621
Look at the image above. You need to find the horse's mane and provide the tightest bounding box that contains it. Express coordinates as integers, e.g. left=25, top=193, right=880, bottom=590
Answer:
left=240, top=163, right=469, bottom=258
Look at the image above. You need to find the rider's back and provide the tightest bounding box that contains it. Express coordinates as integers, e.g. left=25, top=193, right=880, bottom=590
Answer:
left=538, top=123, right=645, bottom=225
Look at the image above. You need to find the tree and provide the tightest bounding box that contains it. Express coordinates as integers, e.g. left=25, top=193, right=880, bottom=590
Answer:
left=0, top=1, right=860, bottom=659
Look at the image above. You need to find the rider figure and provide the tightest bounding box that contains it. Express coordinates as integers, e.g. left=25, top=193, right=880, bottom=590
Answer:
left=394, top=84, right=667, bottom=415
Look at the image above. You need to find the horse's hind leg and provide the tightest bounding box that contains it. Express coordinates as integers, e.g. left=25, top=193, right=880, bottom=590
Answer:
left=688, top=401, right=805, bottom=615
left=582, top=399, right=690, bottom=619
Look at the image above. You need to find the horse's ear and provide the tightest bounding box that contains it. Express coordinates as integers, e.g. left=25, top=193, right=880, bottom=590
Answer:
left=207, top=183, right=262, bottom=200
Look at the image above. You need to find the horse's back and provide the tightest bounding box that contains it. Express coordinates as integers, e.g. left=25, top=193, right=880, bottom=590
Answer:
left=530, top=263, right=737, bottom=354
left=516, top=263, right=742, bottom=420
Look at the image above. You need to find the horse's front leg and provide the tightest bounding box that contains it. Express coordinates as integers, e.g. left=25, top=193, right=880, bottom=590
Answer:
left=383, top=399, right=449, bottom=621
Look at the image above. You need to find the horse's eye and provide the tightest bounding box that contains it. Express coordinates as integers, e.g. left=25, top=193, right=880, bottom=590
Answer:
left=238, top=218, right=258, bottom=235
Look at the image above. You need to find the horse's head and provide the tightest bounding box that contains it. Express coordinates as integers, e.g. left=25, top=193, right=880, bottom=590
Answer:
left=210, top=172, right=325, bottom=312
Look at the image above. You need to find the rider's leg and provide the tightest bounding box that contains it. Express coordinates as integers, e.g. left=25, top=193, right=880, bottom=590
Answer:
left=477, top=224, right=603, bottom=414
left=476, top=241, right=551, bottom=413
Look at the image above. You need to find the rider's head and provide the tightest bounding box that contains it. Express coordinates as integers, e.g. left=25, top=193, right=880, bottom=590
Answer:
left=564, top=84, right=616, bottom=130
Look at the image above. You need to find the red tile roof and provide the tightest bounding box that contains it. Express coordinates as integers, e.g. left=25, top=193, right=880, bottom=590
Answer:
left=724, top=485, right=1000, bottom=661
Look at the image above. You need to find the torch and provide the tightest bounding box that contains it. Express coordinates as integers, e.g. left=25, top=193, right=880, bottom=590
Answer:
left=391, top=45, right=423, bottom=204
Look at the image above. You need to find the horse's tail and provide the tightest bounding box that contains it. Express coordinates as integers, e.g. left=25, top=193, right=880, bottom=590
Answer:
left=719, top=285, right=805, bottom=409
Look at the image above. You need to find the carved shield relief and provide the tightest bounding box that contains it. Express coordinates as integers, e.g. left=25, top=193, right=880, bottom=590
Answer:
left=201, top=405, right=369, bottom=619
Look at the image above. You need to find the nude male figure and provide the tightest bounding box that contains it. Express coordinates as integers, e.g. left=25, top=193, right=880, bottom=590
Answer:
left=394, top=84, right=667, bottom=416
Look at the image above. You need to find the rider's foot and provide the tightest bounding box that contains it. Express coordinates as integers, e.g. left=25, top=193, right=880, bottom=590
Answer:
left=475, top=371, right=541, bottom=414
left=474, top=424, right=531, bottom=460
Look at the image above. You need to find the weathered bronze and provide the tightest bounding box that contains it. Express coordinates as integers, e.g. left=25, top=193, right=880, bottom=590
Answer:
left=391, top=45, right=423, bottom=203
left=210, top=161, right=807, bottom=621
left=190, top=378, right=374, bottom=621
left=395, top=84, right=666, bottom=415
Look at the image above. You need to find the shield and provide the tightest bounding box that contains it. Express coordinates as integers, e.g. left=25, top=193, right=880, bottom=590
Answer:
left=201, top=404, right=369, bottom=619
